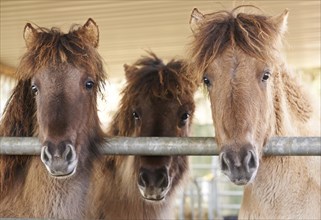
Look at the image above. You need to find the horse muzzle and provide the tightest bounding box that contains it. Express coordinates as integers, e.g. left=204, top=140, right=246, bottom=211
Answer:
left=40, top=141, right=78, bottom=178
left=137, top=167, right=171, bottom=201
left=219, top=144, right=259, bottom=185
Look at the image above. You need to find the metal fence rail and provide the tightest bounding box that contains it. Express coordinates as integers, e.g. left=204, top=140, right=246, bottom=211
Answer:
left=0, top=136, right=320, bottom=155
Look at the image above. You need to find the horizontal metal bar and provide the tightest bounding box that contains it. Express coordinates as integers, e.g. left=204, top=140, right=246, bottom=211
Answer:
left=0, top=137, right=320, bottom=156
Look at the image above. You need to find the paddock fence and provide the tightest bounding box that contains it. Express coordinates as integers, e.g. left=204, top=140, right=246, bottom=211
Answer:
left=0, top=136, right=320, bottom=220
left=0, top=136, right=320, bottom=155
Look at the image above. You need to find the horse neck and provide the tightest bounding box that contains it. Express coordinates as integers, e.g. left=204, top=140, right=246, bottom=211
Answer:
left=0, top=79, right=35, bottom=195
left=247, top=64, right=321, bottom=216
left=24, top=127, right=102, bottom=218
left=242, top=155, right=321, bottom=219
left=21, top=157, right=92, bottom=218
left=0, top=79, right=35, bottom=137
left=107, top=110, right=124, bottom=136
left=272, top=64, right=320, bottom=136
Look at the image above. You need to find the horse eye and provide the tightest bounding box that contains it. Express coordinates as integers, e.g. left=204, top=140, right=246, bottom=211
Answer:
left=85, top=80, right=94, bottom=90
left=180, top=113, right=190, bottom=126
left=181, top=113, right=190, bottom=121
left=203, top=76, right=211, bottom=87
left=262, top=71, right=271, bottom=82
left=31, top=85, right=38, bottom=95
left=132, top=111, right=140, bottom=120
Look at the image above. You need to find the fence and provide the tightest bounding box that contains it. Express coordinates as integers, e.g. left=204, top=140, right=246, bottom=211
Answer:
left=0, top=136, right=320, bottom=155
left=0, top=136, right=320, bottom=219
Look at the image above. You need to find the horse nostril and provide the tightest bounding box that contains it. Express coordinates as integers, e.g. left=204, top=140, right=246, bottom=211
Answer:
left=41, top=146, right=52, bottom=164
left=157, top=172, right=169, bottom=188
left=220, top=152, right=229, bottom=171
left=63, top=144, right=76, bottom=162
left=139, top=171, right=149, bottom=187
left=247, top=150, right=257, bottom=170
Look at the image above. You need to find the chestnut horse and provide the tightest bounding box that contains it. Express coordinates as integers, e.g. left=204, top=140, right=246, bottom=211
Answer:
left=188, top=6, right=320, bottom=219
left=0, top=19, right=106, bottom=218
left=86, top=52, right=196, bottom=219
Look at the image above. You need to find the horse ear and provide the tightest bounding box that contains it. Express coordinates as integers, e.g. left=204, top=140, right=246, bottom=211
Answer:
left=124, top=64, right=130, bottom=74
left=270, top=9, right=289, bottom=35
left=23, top=23, right=37, bottom=49
left=124, top=64, right=132, bottom=80
left=123, top=64, right=138, bottom=81
left=82, top=18, right=99, bottom=48
left=190, top=8, right=204, bottom=34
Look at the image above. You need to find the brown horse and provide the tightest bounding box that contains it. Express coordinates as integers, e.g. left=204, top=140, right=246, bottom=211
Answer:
left=188, top=5, right=320, bottom=219
left=86, top=52, right=196, bottom=219
left=0, top=19, right=106, bottom=218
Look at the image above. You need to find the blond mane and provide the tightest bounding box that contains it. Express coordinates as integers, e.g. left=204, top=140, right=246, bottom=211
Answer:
left=188, top=5, right=283, bottom=83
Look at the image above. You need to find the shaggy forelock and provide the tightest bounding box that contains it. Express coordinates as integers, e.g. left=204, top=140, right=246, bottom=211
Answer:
left=124, top=52, right=196, bottom=101
left=108, top=52, right=197, bottom=136
left=17, top=24, right=106, bottom=94
left=188, top=5, right=284, bottom=83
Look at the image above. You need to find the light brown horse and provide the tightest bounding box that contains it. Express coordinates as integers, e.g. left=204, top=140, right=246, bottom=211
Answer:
left=0, top=19, right=106, bottom=218
left=86, top=52, right=197, bottom=219
left=188, top=5, right=320, bottom=219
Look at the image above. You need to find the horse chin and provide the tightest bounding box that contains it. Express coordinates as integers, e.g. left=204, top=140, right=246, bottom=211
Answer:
left=51, top=167, right=77, bottom=179
left=45, top=163, right=78, bottom=179
left=138, top=186, right=168, bottom=202
left=225, top=167, right=258, bottom=186
left=230, top=178, right=250, bottom=186
left=142, top=195, right=165, bottom=202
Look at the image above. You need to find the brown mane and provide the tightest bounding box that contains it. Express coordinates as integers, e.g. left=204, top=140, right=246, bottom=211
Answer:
left=109, top=52, right=196, bottom=136
left=0, top=23, right=106, bottom=194
left=189, top=5, right=283, bottom=82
